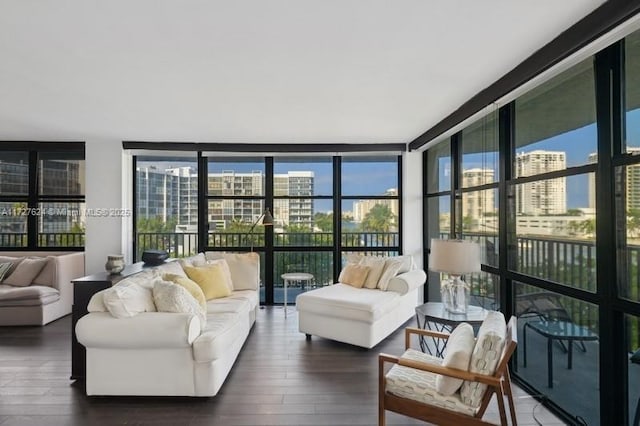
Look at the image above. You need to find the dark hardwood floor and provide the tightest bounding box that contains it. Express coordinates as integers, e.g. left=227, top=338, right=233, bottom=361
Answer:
left=0, top=307, right=565, bottom=425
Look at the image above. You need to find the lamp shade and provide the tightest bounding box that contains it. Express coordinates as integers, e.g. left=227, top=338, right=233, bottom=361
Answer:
left=429, top=239, right=481, bottom=275
left=262, top=208, right=273, bottom=226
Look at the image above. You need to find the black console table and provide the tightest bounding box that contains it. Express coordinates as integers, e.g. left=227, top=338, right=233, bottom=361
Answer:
left=71, top=262, right=146, bottom=380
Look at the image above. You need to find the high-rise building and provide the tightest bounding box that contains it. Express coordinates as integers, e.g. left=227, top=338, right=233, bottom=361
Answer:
left=515, top=150, right=566, bottom=215
left=461, top=169, right=495, bottom=221
left=352, top=188, right=398, bottom=226
left=273, top=171, right=314, bottom=228
left=588, top=148, right=640, bottom=211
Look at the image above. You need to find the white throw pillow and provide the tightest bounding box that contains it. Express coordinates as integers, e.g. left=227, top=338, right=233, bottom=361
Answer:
left=394, top=255, right=414, bottom=274
left=102, top=282, right=157, bottom=318
left=87, top=289, right=108, bottom=312
left=153, top=278, right=207, bottom=327
left=459, top=311, right=507, bottom=407
left=435, top=322, right=475, bottom=395
left=205, top=252, right=259, bottom=291
left=377, top=258, right=403, bottom=290
left=358, top=256, right=387, bottom=289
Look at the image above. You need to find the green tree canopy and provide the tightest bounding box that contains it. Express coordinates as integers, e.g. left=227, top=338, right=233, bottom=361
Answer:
left=314, top=212, right=333, bottom=232
left=360, top=204, right=395, bottom=232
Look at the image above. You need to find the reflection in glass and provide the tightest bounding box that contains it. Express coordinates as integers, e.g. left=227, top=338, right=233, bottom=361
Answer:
left=515, top=282, right=599, bottom=425
left=38, top=202, right=85, bottom=247
left=38, top=151, right=85, bottom=196
left=0, top=202, right=27, bottom=247
left=462, top=111, right=498, bottom=187
left=616, top=164, right=640, bottom=302
left=511, top=174, right=596, bottom=290
left=462, top=188, right=498, bottom=267
left=514, top=58, right=596, bottom=175
left=626, top=314, right=640, bottom=425
left=135, top=157, right=198, bottom=260
left=426, top=140, right=451, bottom=193
left=0, top=152, right=29, bottom=196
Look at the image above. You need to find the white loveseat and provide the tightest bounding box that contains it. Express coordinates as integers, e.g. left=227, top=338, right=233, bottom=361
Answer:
left=75, top=252, right=259, bottom=396
left=0, top=251, right=85, bottom=326
left=296, top=255, right=426, bottom=348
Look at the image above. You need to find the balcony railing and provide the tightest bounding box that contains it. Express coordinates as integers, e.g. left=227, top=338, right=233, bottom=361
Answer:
left=0, top=232, right=84, bottom=247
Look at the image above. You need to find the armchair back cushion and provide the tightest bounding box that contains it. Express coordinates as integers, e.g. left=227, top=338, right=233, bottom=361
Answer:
left=435, top=322, right=475, bottom=395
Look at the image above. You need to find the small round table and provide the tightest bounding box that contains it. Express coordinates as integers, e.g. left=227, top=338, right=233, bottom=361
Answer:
left=281, top=273, right=314, bottom=318
left=415, top=302, right=489, bottom=356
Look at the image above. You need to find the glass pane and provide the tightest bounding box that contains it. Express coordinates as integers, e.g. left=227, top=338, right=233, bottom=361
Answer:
left=274, top=251, right=333, bottom=303
left=208, top=157, right=265, bottom=196
left=135, top=157, right=198, bottom=260
left=468, top=271, right=499, bottom=310
left=342, top=156, right=398, bottom=196
left=274, top=157, right=332, bottom=196
left=273, top=198, right=314, bottom=234
left=426, top=139, right=451, bottom=193
left=38, top=151, right=85, bottom=196
left=341, top=200, right=398, bottom=247
left=207, top=199, right=265, bottom=248
left=461, top=111, right=499, bottom=187
left=426, top=195, right=450, bottom=240
left=511, top=174, right=596, bottom=290
left=462, top=188, right=498, bottom=267
left=274, top=199, right=332, bottom=247
left=340, top=250, right=399, bottom=268
left=616, top=164, right=640, bottom=302
left=38, top=202, right=85, bottom=247
left=625, top=29, right=640, bottom=150
left=0, top=152, right=29, bottom=196
left=626, top=314, right=640, bottom=425
left=515, top=282, right=599, bottom=425
left=0, top=202, right=27, bottom=247
left=514, top=58, right=596, bottom=176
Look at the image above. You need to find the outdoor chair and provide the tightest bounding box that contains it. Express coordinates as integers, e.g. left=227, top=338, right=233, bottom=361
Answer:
left=378, top=314, right=518, bottom=426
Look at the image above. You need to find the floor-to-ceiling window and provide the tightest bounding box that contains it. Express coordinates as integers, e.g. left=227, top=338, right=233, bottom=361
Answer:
left=422, top=37, right=640, bottom=423
left=0, top=143, right=85, bottom=250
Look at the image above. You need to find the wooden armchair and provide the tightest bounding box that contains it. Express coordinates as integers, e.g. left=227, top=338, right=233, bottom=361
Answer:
left=378, top=316, right=518, bottom=426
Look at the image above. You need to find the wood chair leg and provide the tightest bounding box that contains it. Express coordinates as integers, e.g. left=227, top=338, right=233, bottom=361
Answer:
left=504, top=369, right=518, bottom=425
left=378, top=360, right=386, bottom=426
left=495, top=385, right=508, bottom=426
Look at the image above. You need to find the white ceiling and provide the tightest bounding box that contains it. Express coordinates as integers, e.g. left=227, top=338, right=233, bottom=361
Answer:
left=0, top=0, right=605, bottom=145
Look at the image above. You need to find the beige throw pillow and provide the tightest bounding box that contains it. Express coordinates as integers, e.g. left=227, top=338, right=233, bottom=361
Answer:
left=377, top=258, right=403, bottom=290
left=435, top=322, right=475, bottom=395
left=163, top=273, right=207, bottom=310
left=153, top=278, right=207, bottom=328
left=338, top=264, right=370, bottom=288
left=31, top=256, right=57, bottom=287
left=205, top=252, right=259, bottom=291
left=358, top=256, right=387, bottom=289
left=3, top=257, right=49, bottom=287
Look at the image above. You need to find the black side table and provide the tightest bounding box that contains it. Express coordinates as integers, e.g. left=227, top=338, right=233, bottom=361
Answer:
left=414, top=302, right=489, bottom=356
left=70, top=262, right=146, bottom=380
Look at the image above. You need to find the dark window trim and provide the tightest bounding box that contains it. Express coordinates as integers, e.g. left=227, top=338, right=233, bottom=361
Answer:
left=409, top=1, right=640, bottom=151
left=124, top=141, right=407, bottom=153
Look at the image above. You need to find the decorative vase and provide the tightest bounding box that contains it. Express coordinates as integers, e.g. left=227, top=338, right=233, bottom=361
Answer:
left=440, top=278, right=470, bottom=314
left=105, top=255, right=125, bottom=274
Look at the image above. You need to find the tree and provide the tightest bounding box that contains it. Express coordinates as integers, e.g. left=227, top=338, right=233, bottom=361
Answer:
left=314, top=212, right=333, bottom=232
left=361, top=204, right=396, bottom=232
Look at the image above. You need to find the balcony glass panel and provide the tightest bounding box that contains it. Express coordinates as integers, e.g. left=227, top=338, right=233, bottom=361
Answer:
left=462, top=111, right=498, bottom=186
left=511, top=174, right=596, bottom=291
left=208, top=157, right=265, bottom=196
left=461, top=188, right=498, bottom=267
left=467, top=271, right=499, bottom=310
left=514, top=58, right=596, bottom=177
left=207, top=199, right=265, bottom=248
left=626, top=29, right=640, bottom=150
left=135, top=157, right=198, bottom=260
left=0, top=152, right=28, bottom=196
left=341, top=199, right=399, bottom=248
left=615, top=164, right=640, bottom=302
left=273, top=198, right=332, bottom=247
left=37, top=202, right=85, bottom=247
left=342, top=156, right=398, bottom=196
left=515, top=282, right=599, bottom=425
left=0, top=202, right=27, bottom=247
left=426, top=139, right=451, bottom=193
left=273, top=251, right=333, bottom=303
left=426, top=195, right=450, bottom=241
left=38, top=151, right=85, bottom=196
left=626, top=314, right=640, bottom=425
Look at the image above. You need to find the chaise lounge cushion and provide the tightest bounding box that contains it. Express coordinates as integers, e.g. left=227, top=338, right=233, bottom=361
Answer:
left=296, top=283, right=401, bottom=323
left=0, top=284, right=59, bottom=307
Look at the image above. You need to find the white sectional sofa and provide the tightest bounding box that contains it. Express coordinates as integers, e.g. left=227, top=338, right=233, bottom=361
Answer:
left=75, top=252, right=259, bottom=396
left=296, top=255, right=426, bottom=348
left=0, top=251, right=85, bottom=326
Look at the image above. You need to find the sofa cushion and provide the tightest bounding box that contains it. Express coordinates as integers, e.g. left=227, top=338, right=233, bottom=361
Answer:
left=0, top=284, right=59, bottom=307
left=459, top=311, right=507, bottom=408
left=193, top=311, right=245, bottom=362
left=226, top=290, right=259, bottom=312
left=436, top=322, right=475, bottom=395
left=358, top=256, right=387, bottom=289
left=177, top=253, right=206, bottom=268
left=162, top=273, right=207, bottom=311
left=295, top=283, right=401, bottom=323
left=206, top=297, right=251, bottom=315
left=386, top=348, right=478, bottom=417
left=153, top=279, right=206, bottom=327
left=338, top=264, right=370, bottom=288
left=87, top=289, right=108, bottom=312
left=3, top=257, right=48, bottom=287
left=377, top=258, right=403, bottom=291
left=31, top=256, right=57, bottom=287
left=183, top=264, right=232, bottom=300
left=103, top=282, right=157, bottom=318
left=0, top=256, right=24, bottom=278
left=204, top=252, right=259, bottom=291
left=153, top=260, right=188, bottom=278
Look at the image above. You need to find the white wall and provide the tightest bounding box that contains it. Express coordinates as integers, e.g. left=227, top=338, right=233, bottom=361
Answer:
left=402, top=151, right=425, bottom=300
left=84, top=141, right=124, bottom=274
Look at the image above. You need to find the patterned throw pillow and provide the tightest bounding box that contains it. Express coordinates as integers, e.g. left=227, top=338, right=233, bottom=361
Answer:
left=459, top=311, right=506, bottom=407
left=0, top=262, right=13, bottom=282
left=153, top=279, right=206, bottom=327
left=435, top=322, right=475, bottom=395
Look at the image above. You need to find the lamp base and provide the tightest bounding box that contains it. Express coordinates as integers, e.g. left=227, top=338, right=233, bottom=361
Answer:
left=440, top=276, right=470, bottom=314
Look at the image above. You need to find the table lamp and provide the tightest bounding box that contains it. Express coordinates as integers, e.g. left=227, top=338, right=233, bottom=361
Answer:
left=246, top=208, right=273, bottom=251
left=429, top=238, right=481, bottom=314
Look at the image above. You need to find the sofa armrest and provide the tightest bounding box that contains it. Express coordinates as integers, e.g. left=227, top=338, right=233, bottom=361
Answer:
left=54, top=252, right=85, bottom=307
left=386, top=269, right=426, bottom=295
left=76, top=312, right=201, bottom=349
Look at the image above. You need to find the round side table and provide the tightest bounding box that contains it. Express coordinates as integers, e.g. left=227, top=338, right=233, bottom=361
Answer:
left=281, top=272, right=314, bottom=318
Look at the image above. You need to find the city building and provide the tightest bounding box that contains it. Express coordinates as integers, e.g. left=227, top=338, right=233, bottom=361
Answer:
left=461, top=169, right=495, bottom=222
left=352, top=188, right=398, bottom=226
left=589, top=148, right=640, bottom=211
left=515, top=150, right=566, bottom=215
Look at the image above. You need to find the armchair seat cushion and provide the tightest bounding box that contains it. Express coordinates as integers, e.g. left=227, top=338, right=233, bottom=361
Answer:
left=295, top=283, right=401, bottom=323
left=385, top=348, right=478, bottom=417
left=0, top=284, right=59, bottom=307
